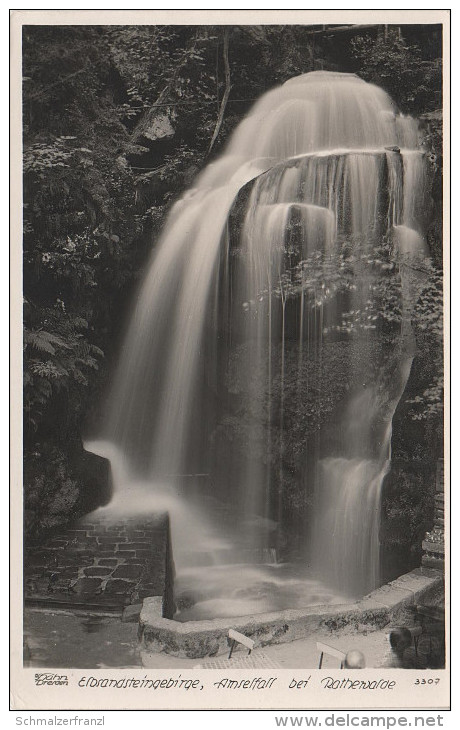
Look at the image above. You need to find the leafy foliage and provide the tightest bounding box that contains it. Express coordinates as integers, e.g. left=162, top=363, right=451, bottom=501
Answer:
left=24, top=446, right=80, bottom=536
left=24, top=304, right=104, bottom=436
left=380, top=462, right=435, bottom=578
left=267, top=240, right=444, bottom=420
left=350, top=30, right=442, bottom=114
left=22, top=24, right=443, bottom=542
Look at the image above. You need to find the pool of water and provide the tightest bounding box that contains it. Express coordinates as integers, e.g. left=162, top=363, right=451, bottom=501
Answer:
left=174, top=562, right=345, bottom=622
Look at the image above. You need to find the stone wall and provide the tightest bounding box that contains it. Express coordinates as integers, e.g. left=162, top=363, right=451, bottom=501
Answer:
left=24, top=512, right=174, bottom=616
left=139, top=567, right=444, bottom=659
left=422, top=458, right=445, bottom=570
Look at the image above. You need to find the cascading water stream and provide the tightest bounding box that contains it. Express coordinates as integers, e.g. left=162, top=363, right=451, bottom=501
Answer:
left=87, top=71, right=428, bottom=615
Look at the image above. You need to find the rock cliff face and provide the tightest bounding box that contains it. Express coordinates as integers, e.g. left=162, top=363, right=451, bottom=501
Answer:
left=380, top=338, right=443, bottom=582
left=22, top=27, right=443, bottom=590
left=92, top=71, right=433, bottom=600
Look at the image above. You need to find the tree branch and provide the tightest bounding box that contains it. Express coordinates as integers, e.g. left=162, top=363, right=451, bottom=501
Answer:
left=207, top=30, right=231, bottom=157
left=25, top=67, right=87, bottom=102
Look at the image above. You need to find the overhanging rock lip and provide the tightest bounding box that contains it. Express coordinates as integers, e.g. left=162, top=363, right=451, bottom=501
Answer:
left=139, top=568, right=444, bottom=659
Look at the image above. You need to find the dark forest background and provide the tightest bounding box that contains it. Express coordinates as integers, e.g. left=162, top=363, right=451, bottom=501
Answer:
left=22, top=23, right=444, bottom=575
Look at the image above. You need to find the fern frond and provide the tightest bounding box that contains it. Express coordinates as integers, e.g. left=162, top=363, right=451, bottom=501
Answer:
left=25, top=330, right=70, bottom=354
left=31, top=360, right=61, bottom=378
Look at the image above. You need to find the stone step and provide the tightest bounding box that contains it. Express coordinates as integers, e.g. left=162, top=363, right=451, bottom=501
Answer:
left=421, top=555, right=444, bottom=570
left=422, top=539, right=444, bottom=555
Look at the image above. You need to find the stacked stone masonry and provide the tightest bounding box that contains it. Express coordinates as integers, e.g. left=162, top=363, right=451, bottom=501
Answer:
left=139, top=567, right=444, bottom=659
left=422, top=458, right=445, bottom=570
left=24, top=512, right=174, bottom=616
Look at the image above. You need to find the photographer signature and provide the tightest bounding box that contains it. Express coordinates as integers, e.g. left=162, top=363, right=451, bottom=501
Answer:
left=34, top=673, right=68, bottom=686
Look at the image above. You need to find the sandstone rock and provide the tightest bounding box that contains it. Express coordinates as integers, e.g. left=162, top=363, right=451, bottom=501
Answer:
left=47, top=539, right=69, bottom=549
left=105, top=579, right=136, bottom=595
left=122, top=603, right=143, bottom=623
left=83, top=567, right=113, bottom=577
left=143, top=114, right=175, bottom=141
left=136, top=589, right=158, bottom=601
left=114, top=550, right=135, bottom=558
left=72, top=578, right=103, bottom=595
left=112, top=564, right=143, bottom=580
left=131, top=550, right=152, bottom=560
left=71, top=537, right=99, bottom=550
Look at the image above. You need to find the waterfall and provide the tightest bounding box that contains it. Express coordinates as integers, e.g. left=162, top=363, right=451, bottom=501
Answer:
left=87, top=71, right=428, bottom=609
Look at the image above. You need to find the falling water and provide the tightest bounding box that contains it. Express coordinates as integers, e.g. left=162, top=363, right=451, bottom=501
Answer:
left=89, top=71, right=429, bottom=612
